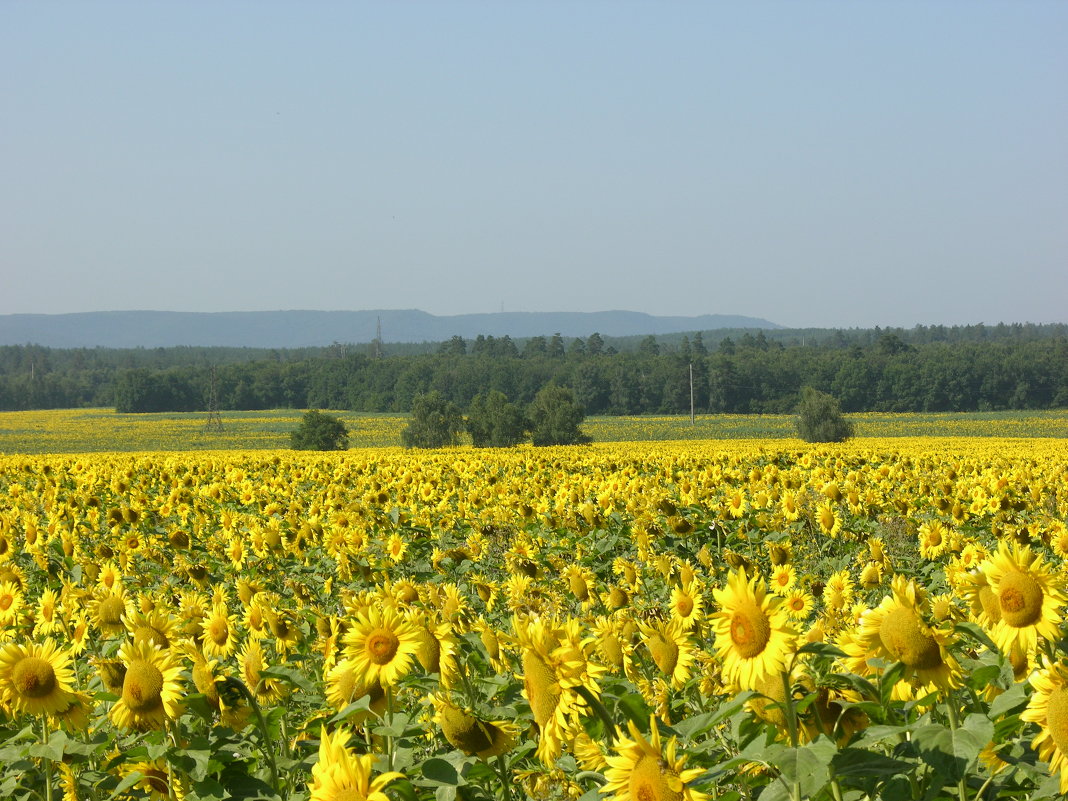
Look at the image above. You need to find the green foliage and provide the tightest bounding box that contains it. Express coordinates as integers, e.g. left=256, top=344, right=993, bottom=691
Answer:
left=289, top=409, right=349, bottom=450
left=795, top=386, right=854, bottom=443
left=528, top=384, right=591, bottom=446
left=401, top=391, right=464, bottom=448
left=466, top=390, right=528, bottom=447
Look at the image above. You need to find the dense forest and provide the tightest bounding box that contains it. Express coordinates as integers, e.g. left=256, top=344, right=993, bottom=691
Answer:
left=0, top=323, right=1066, bottom=415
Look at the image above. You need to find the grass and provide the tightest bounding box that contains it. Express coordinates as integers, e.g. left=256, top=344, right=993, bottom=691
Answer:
left=0, top=407, right=1065, bottom=454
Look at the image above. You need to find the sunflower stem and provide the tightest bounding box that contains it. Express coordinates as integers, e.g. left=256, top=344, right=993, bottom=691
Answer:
left=494, top=753, right=514, bottom=801
left=38, top=715, right=53, bottom=801
left=386, top=685, right=395, bottom=771
left=220, top=677, right=280, bottom=795
left=944, top=697, right=968, bottom=801
left=574, top=685, right=616, bottom=745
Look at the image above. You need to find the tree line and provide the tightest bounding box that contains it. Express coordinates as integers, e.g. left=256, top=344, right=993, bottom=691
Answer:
left=0, top=327, right=1066, bottom=414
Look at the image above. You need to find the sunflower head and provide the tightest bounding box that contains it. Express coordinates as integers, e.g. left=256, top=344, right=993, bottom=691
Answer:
left=0, top=640, right=77, bottom=716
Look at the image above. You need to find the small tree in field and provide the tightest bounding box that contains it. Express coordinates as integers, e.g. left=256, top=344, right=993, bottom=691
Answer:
left=402, top=391, right=464, bottom=448
left=290, top=410, right=349, bottom=450
left=467, top=390, right=528, bottom=447
left=795, top=387, right=854, bottom=443
left=528, top=384, right=591, bottom=446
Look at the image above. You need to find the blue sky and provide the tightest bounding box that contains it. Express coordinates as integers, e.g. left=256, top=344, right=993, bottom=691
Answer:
left=3, top=1, right=1065, bottom=329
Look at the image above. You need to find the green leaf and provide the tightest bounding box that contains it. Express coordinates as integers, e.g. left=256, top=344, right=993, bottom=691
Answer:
left=954, top=621, right=999, bottom=653
left=187, top=776, right=228, bottom=801
left=764, top=737, right=836, bottom=798
left=108, top=771, right=145, bottom=800
left=831, top=747, right=915, bottom=777
left=170, top=748, right=213, bottom=782
left=616, top=692, right=651, bottom=728
left=28, top=729, right=67, bottom=762
left=671, top=711, right=719, bottom=740
left=418, top=757, right=467, bottom=787
left=259, top=665, right=315, bottom=694
left=989, top=680, right=1030, bottom=719
left=795, top=641, right=846, bottom=660
left=372, top=712, right=412, bottom=739
left=911, top=714, right=993, bottom=782
left=329, top=695, right=373, bottom=723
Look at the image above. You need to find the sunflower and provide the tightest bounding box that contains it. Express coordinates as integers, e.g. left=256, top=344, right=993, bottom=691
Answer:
left=117, top=758, right=182, bottom=800
left=32, top=588, right=60, bottom=638
left=815, top=502, right=841, bottom=537
left=384, top=532, right=407, bottom=563
left=858, top=561, right=883, bottom=590
left=341, top=605, right=420, bottom=689
left=0, top=581, right=24, bottom=628
left=768, top=565, right=797, bottom=596
left=982, top=541, right=1066, bottom=657
left=709, top=569, right=797, bottom=689
left=781, top=589, right=815, bottom=621
left=602, top=714, right=708, bottom=801
left=201, top=602, right=239, bottom=659
left=325, top=658, right=387, bottom=722
left=432, top=694, right=516, bottom=758
left=1021, top=656, right=1068, bottom=795
left=127, top=608, right=180, bottom=650
left=0, top=639, right=77, bottom=716
left=109, top=639, right=184, bottom=732
left=310, top=726, right=403, bottom=801
left=239, top=638, right=288, bottom=705
left=639, top=617, right=696, bottom=689
left=918, top=520, right=952, bottom=560
left=243, top=599, right=270, bottom=641
left=669, top=580, right=705, bottom=630
left=409, top=610, right=459, bottom=688
left=839, top=575, right=962, bottom=696
left=91, top=589, right=131, bottom=638
left=514, top=614, right=606, bottom=765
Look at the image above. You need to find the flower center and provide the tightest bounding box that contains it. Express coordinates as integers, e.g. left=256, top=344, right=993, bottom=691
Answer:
left=417, top=630, right=441, bottom=673
left=998, top=571, right=1043, bottom=628
left=977, top=585, right=1002, bottom=624
left=675, top=596, right=694, bottom=618
left=879, top=607, right=943, bottom=669
left=366, top=628, right=400, bottom=665
left=1047, top=686, right=1068, bottom=757
left=730, top=601, right=771, bottom=659
left=12, top=656, right=57, bottom=699
left=98, top=595, right=125, bottom=626
left=647, top=631, right=679, bottom=675
left=440, top=704, right=493, bottom=754
left=142, top=768, right=170, bottom=795
left=134, top=625, right=170, bottom=648
left=207, top=617, right=229, bottom=645
left=522, top=650, right=560, bottom=728
left=123, top=660, right=164, bottom=714
left=630, top=752, right=683, bottom=801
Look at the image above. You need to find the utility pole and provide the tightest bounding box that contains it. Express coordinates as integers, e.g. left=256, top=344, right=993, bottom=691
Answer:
left=373, top=316, right=383, bottom=359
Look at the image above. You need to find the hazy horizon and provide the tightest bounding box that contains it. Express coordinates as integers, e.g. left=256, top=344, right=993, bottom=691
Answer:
left=4, top=2, right=1066, bottom=329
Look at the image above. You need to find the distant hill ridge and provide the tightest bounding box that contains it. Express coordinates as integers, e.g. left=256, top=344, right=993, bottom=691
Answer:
left=0, top=310, right=780, bottom=349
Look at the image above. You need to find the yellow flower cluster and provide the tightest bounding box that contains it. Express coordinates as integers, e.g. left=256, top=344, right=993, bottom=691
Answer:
left=0, top=433, right=1064, bottom=797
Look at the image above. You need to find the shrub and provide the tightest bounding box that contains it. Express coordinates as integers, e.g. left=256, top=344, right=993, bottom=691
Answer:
left=290, top=409, right=349, bottom=450
left=467, top=390, right=528, bottom=447
left=528, top=384, right=591, bottom=446
left=795, top=387, right=854, bottom=443
left=402, top=391, right=464, bottom=448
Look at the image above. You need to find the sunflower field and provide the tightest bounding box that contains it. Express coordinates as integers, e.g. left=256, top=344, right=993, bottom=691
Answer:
left=1, top=436, right=1068, bottom=800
